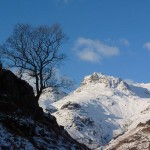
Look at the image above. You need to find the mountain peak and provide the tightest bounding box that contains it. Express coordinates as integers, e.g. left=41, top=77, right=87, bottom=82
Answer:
left=82, top=72, right=129, bottom=90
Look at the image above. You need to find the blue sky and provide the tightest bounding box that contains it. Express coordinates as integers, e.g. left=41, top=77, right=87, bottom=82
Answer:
left=0, top=0, right=150, bottom=85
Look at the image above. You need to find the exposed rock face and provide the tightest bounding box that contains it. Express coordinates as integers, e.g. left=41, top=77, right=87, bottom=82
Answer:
left=105, top=120, right=150, bottom=150
left=0, top=69, right=39, bottom=112
left=61, top=101, right=81, bottom=110
left=0, top=69, right=89, bottom=149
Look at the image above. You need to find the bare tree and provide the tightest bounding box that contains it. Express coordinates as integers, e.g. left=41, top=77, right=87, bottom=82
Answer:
left=1, top=23, right=72, bottom=100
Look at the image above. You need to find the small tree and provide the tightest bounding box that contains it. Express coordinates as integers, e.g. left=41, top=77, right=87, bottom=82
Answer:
left=1, top=23, right=72, bottom=100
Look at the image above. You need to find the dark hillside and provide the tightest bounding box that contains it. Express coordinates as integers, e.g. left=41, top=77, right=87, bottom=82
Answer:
left=0, top=69, right=89, bottom=150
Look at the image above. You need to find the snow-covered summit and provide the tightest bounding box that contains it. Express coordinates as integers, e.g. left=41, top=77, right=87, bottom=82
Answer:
left=82, top=72, right=129, bottom=91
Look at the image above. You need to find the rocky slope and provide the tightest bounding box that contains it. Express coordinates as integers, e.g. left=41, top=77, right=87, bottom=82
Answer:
left=0, top=69, right=89, bottom=150
left=105, top=120, right=150, bottom=150
left=50, top=72, right=150, bottom=149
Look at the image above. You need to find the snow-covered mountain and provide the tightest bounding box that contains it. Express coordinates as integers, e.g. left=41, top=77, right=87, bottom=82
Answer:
left=39, top=88, right=67, bottom=111
left=49, top=72, right=150, bottom=149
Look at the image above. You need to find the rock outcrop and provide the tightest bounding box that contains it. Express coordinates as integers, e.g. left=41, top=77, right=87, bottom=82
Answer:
left=0, top=69, right=40, bottom=112
left=105, top=120, right=150, bottom=150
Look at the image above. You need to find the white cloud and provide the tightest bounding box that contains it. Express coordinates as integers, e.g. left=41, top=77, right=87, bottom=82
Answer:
left=143, top=42, right=150, bottom=51
left=77, top=48, right=101, bottom=63
left=73, top=37, right=119, bottom=63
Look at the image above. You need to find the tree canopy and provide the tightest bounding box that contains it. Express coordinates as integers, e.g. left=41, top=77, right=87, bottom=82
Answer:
left=1, top=23, right=72, bottom=100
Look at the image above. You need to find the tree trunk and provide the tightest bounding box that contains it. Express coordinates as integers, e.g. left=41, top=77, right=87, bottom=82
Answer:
left=35, top=90, right=42, bottom=101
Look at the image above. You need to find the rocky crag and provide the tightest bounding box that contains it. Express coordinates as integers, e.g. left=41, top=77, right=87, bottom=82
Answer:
left=0, top=69, right=89, bottom=150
